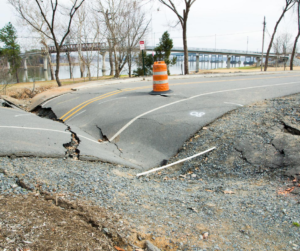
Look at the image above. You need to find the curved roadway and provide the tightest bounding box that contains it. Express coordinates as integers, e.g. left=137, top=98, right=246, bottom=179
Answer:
left=38, top=72, right=300, bottom=169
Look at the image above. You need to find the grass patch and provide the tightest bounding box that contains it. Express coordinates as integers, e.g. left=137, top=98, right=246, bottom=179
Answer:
left=237, top=66, right=259, bottom=70
left=0, top=75, right=138, bottom=99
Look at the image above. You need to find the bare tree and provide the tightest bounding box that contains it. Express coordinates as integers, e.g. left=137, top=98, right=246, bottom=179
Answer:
left=79, top=6, right=102, bottom=80
left=40, top=36, right=55, bottom=80
left=273, top=33, right=293, bottom=55
left=9, top=0, right=85, bottom=86
left=97, top=0, right=136, bottom=78
left=125, top=1, right=150, bottom=77
left=64, top=35, right=74, bottom=79
left=96, top=0, right=149, bottom=78
left=107, top=38, right=114, bottom=76
left=158, top=0, right=196, bottom=75
left=73, top=2, right=88, bottom=79
left=291, top=0, right=300, bottom=70
left=264, top=0, right=295, bottom=71
left=12, top=2, right=56, bottom=81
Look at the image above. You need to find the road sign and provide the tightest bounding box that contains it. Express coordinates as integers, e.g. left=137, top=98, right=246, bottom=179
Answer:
left=140, top=41, right=145, bottom=50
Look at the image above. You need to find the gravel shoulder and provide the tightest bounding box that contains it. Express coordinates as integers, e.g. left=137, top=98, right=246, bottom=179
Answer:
left=1, top=93, right=300, bottom=251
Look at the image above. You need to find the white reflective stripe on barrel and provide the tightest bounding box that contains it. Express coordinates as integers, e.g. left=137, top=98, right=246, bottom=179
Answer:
left=153, top=71, right=168, bottom=75
left=153, top=80, right=168, bottom=84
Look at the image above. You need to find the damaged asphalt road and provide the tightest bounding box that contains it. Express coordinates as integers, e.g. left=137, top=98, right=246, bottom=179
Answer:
left=34, top=72, right=300, bottom=169
left=0, top=104, right=140, bottom=169
left=0, top=106, right=70, bottom=158
left=1, top=72, right=300, bottom=170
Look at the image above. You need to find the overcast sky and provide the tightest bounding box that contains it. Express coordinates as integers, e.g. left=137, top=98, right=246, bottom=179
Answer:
left=0, top=0, right=298, bottom=52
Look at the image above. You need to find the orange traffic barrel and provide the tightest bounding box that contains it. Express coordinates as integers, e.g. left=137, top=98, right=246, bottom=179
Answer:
left=150, top=61, right=172, bottom=95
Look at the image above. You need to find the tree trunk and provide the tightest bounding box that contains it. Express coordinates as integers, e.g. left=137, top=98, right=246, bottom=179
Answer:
left=66, top=52, right=73, bottom=79
left=87, top=66, right=91, bottom=81
left=55, top=50, right=62, bottom=87
left=80, top=64, right=84, bottom=78
left=290, top=2, right=300, bottom=71
left=47, top=53, right=55, bottom=80
left=264, top=8, right=288, bottom=71
left=13, top=58, right=19, bottom=83
left=43, top=43, right=55, bottom=80
left=290, top=32, right=300, bottom=70
left=97, top=51, right=100, bottom=79
left=113, top=44, right=120, bottom=78
left=15, top=71, right=19, bottom=83
left=78, top=49, right=84, bottom=78
left=128, top=53, right=132, bottom=78
left=182, top=20, right=189, bottom=75
left=109, top=50, right=114, bottom=76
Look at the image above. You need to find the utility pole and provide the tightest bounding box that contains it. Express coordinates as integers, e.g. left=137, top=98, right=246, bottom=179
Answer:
left=97, top=35, right=99, bottom=79
left=261, top=16, right=266, bottom=72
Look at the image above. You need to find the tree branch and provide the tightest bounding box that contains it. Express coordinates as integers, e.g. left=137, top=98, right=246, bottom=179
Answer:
left=158, top=0, right=184, bottom=26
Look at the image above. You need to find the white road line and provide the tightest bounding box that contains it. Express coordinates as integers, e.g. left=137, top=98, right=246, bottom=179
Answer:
left=14, top=114, right=33, bottom=117
left=224, top=102, right=244, bottom=107
left=67, top=110, right=86, bottom=122
left=98, top=97, right=127, bottom=105
left=0, top=126, right=101, bottom=145
left=77, top=134, right=101, bottom=144
left=0, top=126, right=70, bottom=134
left=109, top=81, right=299, bottom=141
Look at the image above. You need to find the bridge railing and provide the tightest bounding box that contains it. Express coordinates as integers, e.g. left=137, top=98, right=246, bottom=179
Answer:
left=47, top=43, right=107, bottom=53
left=24, top=43, right=287, bottom=59
left=145, top=45, right=281, bottom=57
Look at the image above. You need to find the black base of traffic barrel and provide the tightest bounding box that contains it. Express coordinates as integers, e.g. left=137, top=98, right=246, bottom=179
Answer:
left=149, top=90, right=173, bottom=95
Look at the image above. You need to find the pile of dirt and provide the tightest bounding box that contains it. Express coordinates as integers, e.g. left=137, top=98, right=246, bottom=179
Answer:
left=0, top=194, right=136, bottom=251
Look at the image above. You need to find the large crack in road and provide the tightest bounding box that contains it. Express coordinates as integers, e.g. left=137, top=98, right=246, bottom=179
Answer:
left=33, top=105, right=81, bottom=160
left=32, top=104, right=128, bottom=165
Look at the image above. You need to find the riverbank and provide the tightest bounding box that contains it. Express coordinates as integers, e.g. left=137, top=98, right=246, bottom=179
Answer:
left=2, top=66, right=300, bottom=100
left=0, top=75, right=119, bottom=100
left=1, top=92, right=299, bottom=250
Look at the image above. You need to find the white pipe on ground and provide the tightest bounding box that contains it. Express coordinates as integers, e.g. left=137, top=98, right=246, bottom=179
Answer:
left=136, top=147, right=216, bottom=177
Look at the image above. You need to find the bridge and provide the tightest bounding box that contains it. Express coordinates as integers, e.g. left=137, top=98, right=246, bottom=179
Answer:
left=18, top=43, right=288, bottom=81
left=47, top=43, right=287, bottom=68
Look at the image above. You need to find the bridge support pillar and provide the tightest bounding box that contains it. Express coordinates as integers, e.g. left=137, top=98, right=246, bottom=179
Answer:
left=226, top=55, right=231, bottom=69
left=256, top=57, right=261, bottom=67
left=196, top=53, right=199, bottom=72
left=276, top=55, right=279, bottom=69
left=43, top=55, right=49, bottom=81
left=101, top=51, right=107, bottom=76
left=23, top=57, right=29, bottom=82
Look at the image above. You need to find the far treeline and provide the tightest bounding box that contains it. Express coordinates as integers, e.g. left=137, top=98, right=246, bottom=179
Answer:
left=0, top=0, right=300, bottom=86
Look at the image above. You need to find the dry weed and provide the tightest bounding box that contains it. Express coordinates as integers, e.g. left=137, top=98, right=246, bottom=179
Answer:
left=4, top=85, right=53, bottom=99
